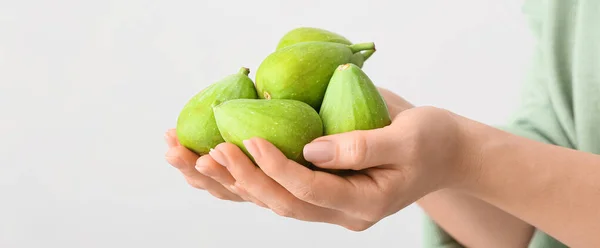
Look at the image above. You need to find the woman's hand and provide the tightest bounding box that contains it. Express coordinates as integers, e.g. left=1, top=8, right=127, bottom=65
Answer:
left=164, top=87, right=477, bottom=230
left=165, top=129, right=267, bottom=204
left=207, top=105, right=474, bottom=230
left=163, top=87, right=414, bottom=206
left=165, top=87, right=600, bottom=246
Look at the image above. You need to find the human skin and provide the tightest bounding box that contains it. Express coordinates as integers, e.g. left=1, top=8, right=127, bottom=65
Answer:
left=165, top=90, right=534, bottom=248
left=164, top=87, right=600, bottom=248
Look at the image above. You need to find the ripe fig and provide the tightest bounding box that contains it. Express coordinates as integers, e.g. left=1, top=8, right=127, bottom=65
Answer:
left=319, top=63, right=392, bottom=135
left=213, top=99, right=323, bottom=167
left=176, top=68, right=258, bottom=155
left=255, top=41, right=376, bottom=110
left=276, top=27, right=375, bottom=67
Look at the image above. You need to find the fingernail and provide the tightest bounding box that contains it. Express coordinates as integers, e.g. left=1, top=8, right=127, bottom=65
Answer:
left=194, top=160, right=207, bottom=172
left=195, top=165, right=212, bottom=177
left=203, top=152, right=225, bottom=167
left=243, top=139, right=261, bottom=159
left=303, top=141, right=334, bottom=163
left=209, top=148, right=229, bottom=167
left=228, top=184, right=240, bottom=194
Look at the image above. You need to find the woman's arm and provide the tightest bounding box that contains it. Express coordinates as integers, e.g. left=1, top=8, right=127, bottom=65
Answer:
left=418, top=189, right=534, bottom=248
left=376, top=87, right=536, bottom=248
left=453, top=116, right=600, bottom=248
left=377, top=87, right=536, bottom=248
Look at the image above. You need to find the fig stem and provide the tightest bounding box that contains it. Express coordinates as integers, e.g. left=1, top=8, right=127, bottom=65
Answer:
left=362, top=49, right=376, bottom=61
left=239, top=67, right=250, bottom=76
left=348, top=42, right=375, bottom=53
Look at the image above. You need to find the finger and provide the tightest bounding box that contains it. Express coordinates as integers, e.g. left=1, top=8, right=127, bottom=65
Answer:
left=165, top=128, right=180, bottom=148
left=194, top=155, right=265, bottom=206
left=165, top=146, right=244, bottom=202
left=182, top=168, right=245, bottom=202
left=244, top=138, right=376, bottom=217
left=216, top=142, right=378, bottom=230
left=303, top=127, right=398, bottom=170
left=200, top=180, right=245, bottom=202
left=229, top=183, right=268, bottom=208
left=165, top=146, right=201, bottom=178
left=195, top=154, right=236, bottom=186
left=210, top=142, right=352, bottom=225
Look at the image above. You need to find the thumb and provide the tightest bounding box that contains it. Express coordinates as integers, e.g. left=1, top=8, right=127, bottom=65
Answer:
left=303, top=127, right=398, bottom=170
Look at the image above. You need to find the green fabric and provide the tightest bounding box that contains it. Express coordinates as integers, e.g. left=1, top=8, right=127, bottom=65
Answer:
left=422, top=0, right=600, bottom=247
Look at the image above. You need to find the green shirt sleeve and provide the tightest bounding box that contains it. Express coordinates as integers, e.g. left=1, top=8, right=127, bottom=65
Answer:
left=422, top=215, right=465, bottom=248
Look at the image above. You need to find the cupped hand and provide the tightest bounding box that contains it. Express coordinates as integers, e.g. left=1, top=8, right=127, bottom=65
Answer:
left=209, top=104, right=470, bottom=230
left=164, top=129, right=267, bottom=207
left=164, top=87, right=469, bottom=231
left=163, top=87, right=410, bottom=204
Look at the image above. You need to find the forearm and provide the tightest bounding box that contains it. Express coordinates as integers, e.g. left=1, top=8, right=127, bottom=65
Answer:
left=457, top=116, right=600, bottom=248
left=418, top=189, right=534, bottom=248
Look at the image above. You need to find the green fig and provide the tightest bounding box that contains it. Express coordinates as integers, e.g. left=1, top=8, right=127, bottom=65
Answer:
left=276, top=27, right=375, bottom=68
left=319, top=63, right=392, bottom=135
left=276, top=27, right=352, bottom=49
left=255, top=41, right=376, bottom=110
left=176, top=67, right=258, bottom=155
left=213, top=99, right=323, bottom=167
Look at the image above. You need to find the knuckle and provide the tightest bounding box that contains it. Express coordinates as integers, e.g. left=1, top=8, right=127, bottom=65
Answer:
left=294, top=173, right=317, bottom=202
left=263, top=160, right=284, bottom=176
left=345, top=132, right=368, bottom=165
left=295, top=185, right=316, bottom=202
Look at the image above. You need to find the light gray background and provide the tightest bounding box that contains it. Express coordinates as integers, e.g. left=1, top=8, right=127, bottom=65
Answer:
left=1, top=0, right=533, bottom=247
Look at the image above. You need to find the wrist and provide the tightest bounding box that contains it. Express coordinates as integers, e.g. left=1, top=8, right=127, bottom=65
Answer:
left=447, top=115, right=524, bottom=198
left=443, top=112, right=492, bottom=192
left=412, top=108, right=486, bottom=192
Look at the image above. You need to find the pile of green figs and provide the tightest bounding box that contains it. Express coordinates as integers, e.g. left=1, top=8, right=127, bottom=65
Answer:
left=175, top=27, right=391, bottom=167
